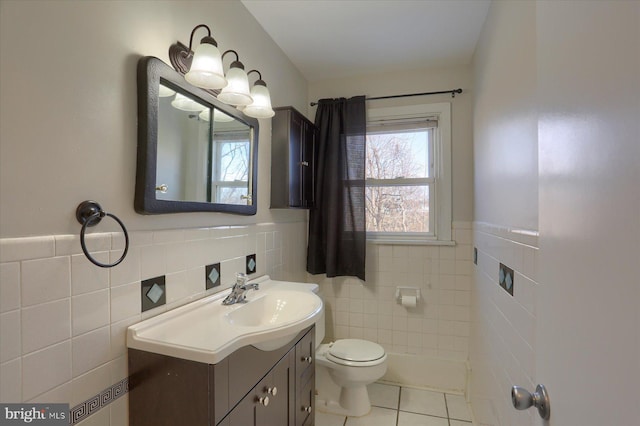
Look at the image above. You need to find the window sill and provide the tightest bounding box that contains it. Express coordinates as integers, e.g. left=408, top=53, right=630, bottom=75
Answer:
left=367, top=238, right=456, bottom=246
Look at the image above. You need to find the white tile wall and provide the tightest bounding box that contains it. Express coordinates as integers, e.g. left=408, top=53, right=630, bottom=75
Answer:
left=22, top=299, right=71, bottom=353
left=469, top=222, right=539, bottom=426
left=0, top=221, right=308, bottom=425
left=313, top=222, right=473, bottom=361
left=0, top=262, right=20, bottom=312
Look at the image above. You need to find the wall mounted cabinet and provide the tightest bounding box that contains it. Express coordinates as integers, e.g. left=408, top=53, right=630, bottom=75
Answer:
left=129, top=326, right=315, bottom=426
left=271, top=107, right=317, bottom=209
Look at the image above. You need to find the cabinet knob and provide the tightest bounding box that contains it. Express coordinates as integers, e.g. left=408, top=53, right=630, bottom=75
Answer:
left=267, top=387, right=278, bottom=396
left=302, top=356, right=313, bottom=364
left=302, top=406, right=312, bottom=413
left=258, top=396, right=270, bottom=407
left=300, top=161, right=309, bottom=167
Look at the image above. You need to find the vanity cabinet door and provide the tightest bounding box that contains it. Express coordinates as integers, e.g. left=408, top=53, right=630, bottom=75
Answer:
left=226, top=349, right=295, bottom=426
left=295, top=326, right=315, bottom=426
left=271, top=107, right=317, bottom=209
left=259, top=349, right=295, bottom=426
left=297, top=376, right=315, bottom=426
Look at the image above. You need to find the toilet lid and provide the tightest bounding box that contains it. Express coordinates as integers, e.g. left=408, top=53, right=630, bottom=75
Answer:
left=327, top=339, right=385, bottom=363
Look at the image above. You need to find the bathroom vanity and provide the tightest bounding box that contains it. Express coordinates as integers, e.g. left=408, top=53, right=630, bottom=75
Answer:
left=129, top=325, right=314, bottom=426
left=126, top=277, right=321, bottom=426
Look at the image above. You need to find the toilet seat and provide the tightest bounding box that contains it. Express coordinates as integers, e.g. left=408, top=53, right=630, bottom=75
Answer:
left=325, top=339, right=386, bottom=367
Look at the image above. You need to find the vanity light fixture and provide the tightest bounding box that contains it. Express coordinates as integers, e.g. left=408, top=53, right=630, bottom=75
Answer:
left=217, top=50, right=253, bottom=106
left=171, top=93, right=207, bottom=112
left=198, top=108, right=235, bottom=123
left=182, top=24, right=227, bottom=90
left=243, top=70, right=275, bottom=119
left=158, top=84, right=176, bottom=98
left=169, top=24, right=274, bottom=117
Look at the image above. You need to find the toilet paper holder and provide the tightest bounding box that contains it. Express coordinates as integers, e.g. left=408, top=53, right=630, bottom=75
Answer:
left=395, top=286, right=421, bottom=304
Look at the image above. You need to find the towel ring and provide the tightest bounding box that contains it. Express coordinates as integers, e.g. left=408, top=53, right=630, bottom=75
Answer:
left=76, top=200, right=129, bottom=268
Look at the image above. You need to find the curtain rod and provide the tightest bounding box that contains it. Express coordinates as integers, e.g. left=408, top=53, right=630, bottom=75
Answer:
left=309, top=88, right=462, bottom=107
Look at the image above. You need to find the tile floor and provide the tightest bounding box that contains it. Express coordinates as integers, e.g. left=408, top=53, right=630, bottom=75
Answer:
left=315, top=383, right=473, bottom=426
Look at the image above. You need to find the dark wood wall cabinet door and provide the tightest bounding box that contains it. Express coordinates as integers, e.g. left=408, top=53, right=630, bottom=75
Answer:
left=271, top=107, right=317, bottom=209
left=129, top=326, right=315, bottom=426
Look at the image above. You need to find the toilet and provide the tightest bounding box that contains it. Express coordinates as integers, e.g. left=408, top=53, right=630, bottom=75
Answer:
left=314, top=310, right=388, bottom=417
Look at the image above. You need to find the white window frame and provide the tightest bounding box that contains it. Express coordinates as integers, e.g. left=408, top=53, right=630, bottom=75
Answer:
left=211, top=131, right=253, bottom=205
left=365, top=102, right=452, bottom=245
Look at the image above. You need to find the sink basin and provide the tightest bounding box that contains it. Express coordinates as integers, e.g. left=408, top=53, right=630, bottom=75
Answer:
left=226, top=290, right=319, bottom=327
left=127, top=276, right=323, bottom=364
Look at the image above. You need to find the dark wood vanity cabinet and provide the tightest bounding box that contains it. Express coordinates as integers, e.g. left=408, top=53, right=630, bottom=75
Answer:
left=224, top=349, right=294, bottom=426
left=271, top=107, right=317, bottom=209
left=129, top=326, right=315, bottom=426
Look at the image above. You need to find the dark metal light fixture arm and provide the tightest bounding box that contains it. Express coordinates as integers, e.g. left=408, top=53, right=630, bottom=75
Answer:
left=187, top=24, right=212, bottom=53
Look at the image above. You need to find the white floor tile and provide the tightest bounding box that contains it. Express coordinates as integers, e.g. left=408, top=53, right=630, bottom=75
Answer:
left=446, top=394, right=472, bottom=421
left=316, top=387, right=476, bottom=426
left=345, top=406, right=397, bottom=426
left=368, top=382, right=400, bottom=409
left=400, top=388, right=448, bottom=418
left=316, top=410, right=346, bottom=426
left=398, top=411, right=449, bottom=426
left=450, top=420, right=473, bottom=426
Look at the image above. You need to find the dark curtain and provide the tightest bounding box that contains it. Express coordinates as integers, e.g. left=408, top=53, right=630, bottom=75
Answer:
left=307, top=96, right=367, bottom=280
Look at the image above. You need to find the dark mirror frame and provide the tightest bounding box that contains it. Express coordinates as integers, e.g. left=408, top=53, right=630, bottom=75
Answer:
left=135, top=56, right=258, bottom=215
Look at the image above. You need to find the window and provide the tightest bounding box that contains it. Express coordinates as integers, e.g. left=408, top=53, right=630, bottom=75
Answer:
left=211, top=129, right=253, bottom=205
left=365, top=103, right=452, bottom=244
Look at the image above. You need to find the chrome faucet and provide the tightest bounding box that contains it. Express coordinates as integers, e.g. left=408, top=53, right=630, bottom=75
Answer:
left=222, top=273, right=259, bottom=305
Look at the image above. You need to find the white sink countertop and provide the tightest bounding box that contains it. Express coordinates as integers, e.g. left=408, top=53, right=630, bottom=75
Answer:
left=127, top=275, right=323, bottom=364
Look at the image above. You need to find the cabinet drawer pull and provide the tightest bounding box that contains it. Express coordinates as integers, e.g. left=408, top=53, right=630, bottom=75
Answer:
left=302, top=356, right=313, bottom=364
left=302, top=406, right=312, bottom=413
left=258, top=396, right=269, bottom=407
left=268, top=387, right=278, bottom=396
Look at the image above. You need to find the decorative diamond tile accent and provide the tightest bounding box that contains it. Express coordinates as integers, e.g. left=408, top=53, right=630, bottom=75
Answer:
left=246, top=254, right=257, bottom=274
left=499, top=263, right=514, bottom=296
left=141, top=276, right=166, bottom=312
left=208, top=268, right=219, bottom=284
left=205, top=263, right=221, bottom=290
left=505, top=273, right=513, bottom=290
left=146, top=283, right=163, bottom=303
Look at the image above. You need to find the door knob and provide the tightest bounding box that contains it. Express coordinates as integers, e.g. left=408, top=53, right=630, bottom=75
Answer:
left=511, top=384, right=550, bottom=420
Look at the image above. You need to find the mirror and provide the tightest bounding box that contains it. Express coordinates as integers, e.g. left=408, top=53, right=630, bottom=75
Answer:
left=136, top=56, right=258, bottom=215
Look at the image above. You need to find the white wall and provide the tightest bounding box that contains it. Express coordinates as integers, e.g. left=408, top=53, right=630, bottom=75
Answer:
left=472, top=0, right=537, bottom=232
left=469, top=2, right=539, bottom=424
left=0, top=0, right=308, bottom=238
left=0, top=1, right=311, bottom=424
